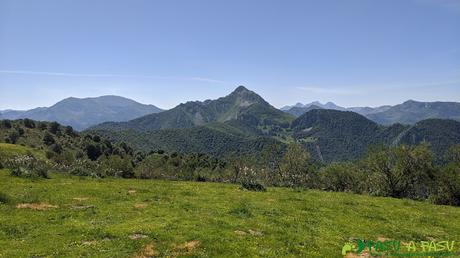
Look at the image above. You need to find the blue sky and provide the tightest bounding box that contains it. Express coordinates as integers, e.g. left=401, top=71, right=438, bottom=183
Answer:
left=0, top=0, right=459, bottom=110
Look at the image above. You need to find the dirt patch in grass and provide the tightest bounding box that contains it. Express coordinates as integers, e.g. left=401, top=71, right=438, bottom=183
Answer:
left=172, top=240, right=200, bottom=256
left=16, top=203, right=58, bottom=210
left=134, top=203, right=148, bottom=209
left=234, top=230, right=247, bottom=236
left=128, top=189, right=137, bottom=194
left=248, top=229, right=263, bottom=236
left=133, top=243, right=159, bottom=258
left=129, top=233, right=148, bottom=240
left=81, top=240, right=98, bottom=246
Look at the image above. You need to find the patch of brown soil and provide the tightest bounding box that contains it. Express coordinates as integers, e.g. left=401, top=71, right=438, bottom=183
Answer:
left=172, top=240, right=200, bottom=256
left=16, top=203, right=58, bottom=210
left=234, top=230, right=248, bottom=236
left=81, top=240, right=98, bottom=246
left=134, top=203, right=148, bottom=209
left=133, top=243, right=159, bottom=258
left=130, top=234, right=148, bottom=240
left=248, top=229, right=263, bottom=236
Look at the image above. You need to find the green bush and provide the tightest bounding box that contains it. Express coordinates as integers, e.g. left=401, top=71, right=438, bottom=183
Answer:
left=364, top=144, right=435, bottom=200
left=430, top=164, right=460, bottom=206
left=319, top=162, right=363, bottom=193
left=8, top=155, right=49, bottom=179
left=241, top=181, right=266, bottom=192
left=99, top=155, right=134, bottom=178
left=69, top=159, right=101, bottom=177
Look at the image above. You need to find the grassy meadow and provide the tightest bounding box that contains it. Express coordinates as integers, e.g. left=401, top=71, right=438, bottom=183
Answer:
left=0, top=169, right=459, bottom=257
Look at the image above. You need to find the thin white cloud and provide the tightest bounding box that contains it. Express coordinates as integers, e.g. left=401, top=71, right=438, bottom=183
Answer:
left=0, top=70, right=167, bottom=79
left=0, top=70, right=229, bottom=84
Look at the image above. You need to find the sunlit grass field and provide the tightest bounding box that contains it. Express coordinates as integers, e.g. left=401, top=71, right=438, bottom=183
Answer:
left=0, top=169, right=459, bottom=257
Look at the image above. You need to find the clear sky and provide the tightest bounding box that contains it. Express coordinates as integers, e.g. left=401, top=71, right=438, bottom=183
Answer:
left=0, top=0, right=459, bottom=110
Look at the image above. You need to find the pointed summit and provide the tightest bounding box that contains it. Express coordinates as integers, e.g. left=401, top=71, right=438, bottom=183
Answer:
left=229, top=85, right=266, bottom=106
left=234, top=85, right=249, bottom=93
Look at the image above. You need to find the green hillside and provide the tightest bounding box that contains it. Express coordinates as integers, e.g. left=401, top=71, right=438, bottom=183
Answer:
left=0, top=170, right=459, bottom=257
left=291, top=109, right=460, bottom=162
left=398, top=119, right=460, bottom=159
left=291, top=109, right=395, bottom=162
left=91, top=125, right=282, bottom=158
left=91, top=86, right=294, bottom=134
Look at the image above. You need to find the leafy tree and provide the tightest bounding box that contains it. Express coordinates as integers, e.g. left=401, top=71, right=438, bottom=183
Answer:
left=43, top=132, right=55, bottom=146
left=6, top=131, right=19, bottom=144
left=38, top=122, right=47, bottom=130
left=49, top=121, right=60, bottom=134
left=431, top=164, right=460, bottom=206
left=364, top=144, right=435, bottom=199
left=100, top=155, right=134, bottom=178
left=16, top=127, right=24, bottom=136
left=279, top=142, right=314, bottom=187
left=64, top=126, right=75, bottom=136
left=1, top=120, right=12, bottom=129
left=51, top=143, right=63, bottom=154
left=23, top=118, right=35, bottom=128
left=85, top=144, right=102, bottom=161
left=446, top=144, right=460, bottom=164
left=319, top=162, right=363, bottom=193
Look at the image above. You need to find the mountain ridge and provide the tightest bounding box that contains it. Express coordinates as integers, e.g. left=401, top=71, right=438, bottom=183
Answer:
left=0, top=95, right=163, bottom=131
left=91, top=86, right=294, bottom=132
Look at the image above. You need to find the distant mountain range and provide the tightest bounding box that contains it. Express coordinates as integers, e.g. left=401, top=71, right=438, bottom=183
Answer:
left=2, top=86, right=460, bottom=162
left=88, top=87, right=460, bottom=162
left=92, top=86, right=293, bottom=132
left=366, top=100, right=460, bottom=125
left=282, top=100, right=460, bottom=125
left=0, top=96, right=163, bottom=130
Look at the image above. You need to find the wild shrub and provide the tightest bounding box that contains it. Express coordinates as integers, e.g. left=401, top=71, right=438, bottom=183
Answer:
left=48, top=121, right=60, bottom=134
left=238, top=166, right=266, bottom=191
left=43, top=132, right=55, bottom=146
left=1, top=120, right=12, bottom=129
left=23, top=118, right=35, bottom=128
left=69, top=159, right=101, bottom=177
left=6, top=131, right=19, bottom=144
left=278, top=142, right=315, bottom=187
left=99, top=155, right=134, bottom=178
left=8, top=155, right=49, bottom=179
left=319, top=162, right=364, bottom=193
left=364, top=144, right=435, bottom=200
left=241, top=181, right=266, bottom=192
left=430, top=164, right=460, bottom=206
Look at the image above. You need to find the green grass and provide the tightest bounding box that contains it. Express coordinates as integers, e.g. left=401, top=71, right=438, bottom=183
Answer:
left=0, top=169, right=459, bottom=257
left=0, top=143, right=46, bottom=159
